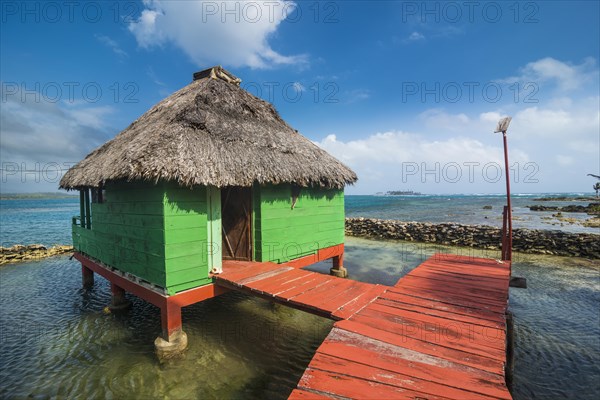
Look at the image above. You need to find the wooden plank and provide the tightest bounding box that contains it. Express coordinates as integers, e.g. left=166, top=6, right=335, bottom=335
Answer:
left=335, top=320, right=505, bottom=375
left=308, top=353, right=498, bottom=400
left=394, top=281, right=508, bottom=309
left=398, top=275, right=508, bottom=301
left=379, top=290, right=506, bottom=325
left=245, top=268, right=312, bottom=293
left=289, top=277, right=357, bottom=310
left=297, top=367, right=451, bottom=400
left=415, top=264, right=510, bottom=281
left=235, top=266, right=295, bottom=286
left=275, top=274, right=336, bottom=301
left=216, top=261, right=279, bottom=282
left=309, top=281, right=374, bottom=311
left=373, top=297, right=505, bottom=330
left=388, top=286, right=507, bottom=314
left=409, top=268, right=510, bottom=290
left=351, top=307, right=506, bottom=360
left=419, top=258, right=510, bottom=271
left=254, top=271, right=318, bottom=295
left=332, top=285, right=387, bottom=320
left=357, top=304, right=506, bottom=354
left=287, top=389, right=335, bottom=399
left=319, top=328, right=511, bottom=399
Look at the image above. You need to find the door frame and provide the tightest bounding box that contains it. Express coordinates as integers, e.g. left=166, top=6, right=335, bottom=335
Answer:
left=221, top=186, right=253, bottom=261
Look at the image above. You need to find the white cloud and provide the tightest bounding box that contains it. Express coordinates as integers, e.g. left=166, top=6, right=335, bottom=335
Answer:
left=502, top=57, right=597, bottom=92
left=95, top=34, right=128, bottom=58
left=315, top=130, right=532, bottom=193
left=314, top=92, right=598, bottom=193
left=510, top=97, right=599, bottom=140
left=0, top=87, right=115, bottom=191
left=418, top=109, right=470, bottom=131
left=128, top=0, right=307, bottom=69
left=292, top=82, right=305, bottom=92
left=407, top=31, right=425, bottom=41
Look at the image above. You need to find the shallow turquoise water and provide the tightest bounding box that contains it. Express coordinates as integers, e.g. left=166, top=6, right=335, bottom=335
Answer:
left=0, top=197, right=599, bottom=398
left=1, top=238, right=598, bottom=399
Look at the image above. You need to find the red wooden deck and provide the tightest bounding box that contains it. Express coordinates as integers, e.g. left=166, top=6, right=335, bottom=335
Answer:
left=214, top=260, right=387, bottom=320
left=215, top=254, right=512, bottom=400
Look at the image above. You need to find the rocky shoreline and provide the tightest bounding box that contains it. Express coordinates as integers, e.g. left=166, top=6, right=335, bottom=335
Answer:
left=346, top=217, right=600, bottom=259
left=0, top=244, right=74, bottom=265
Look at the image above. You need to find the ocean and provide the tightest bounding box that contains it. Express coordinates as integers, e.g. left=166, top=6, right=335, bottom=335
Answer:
left=0, top=195, right=598, bottom=399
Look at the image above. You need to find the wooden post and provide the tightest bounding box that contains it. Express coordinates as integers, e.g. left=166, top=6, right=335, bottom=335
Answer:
left=84, top=188, right=91, bottom=229
left=109, top=283, right=131, bottom=311
left=155, top=299, right=188, bottom=361
left=161, top=300, right=183, bottom=341
left=82, top=265, right=94, bottom=288
left=330, top=252, right=348, bottom=278
left=79, top=190, right=85, bottom=227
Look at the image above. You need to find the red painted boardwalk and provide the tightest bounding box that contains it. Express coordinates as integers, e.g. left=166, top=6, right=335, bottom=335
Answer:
left=215, top=254, right=512, bottom=400
left=214, top=260, right=387, bottom=320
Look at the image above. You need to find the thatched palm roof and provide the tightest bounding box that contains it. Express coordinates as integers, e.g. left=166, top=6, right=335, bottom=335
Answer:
left=60, top=67, right=357, bottom=190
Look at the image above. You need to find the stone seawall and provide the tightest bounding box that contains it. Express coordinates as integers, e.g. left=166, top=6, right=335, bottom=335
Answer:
left=0, top=244, right=74, bottom=265
left=346, top=217, right=600, bottom=259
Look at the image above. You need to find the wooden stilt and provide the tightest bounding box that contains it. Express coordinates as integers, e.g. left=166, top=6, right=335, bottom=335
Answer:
left=330, top=253, right=348, bottom=278
left=82, top=265, right=94, bottom=288
left=161, top=300, right=183, bottom=341
left=109, top=283, right=131, bottom=311
left=155, top=299, right=187, bottom=361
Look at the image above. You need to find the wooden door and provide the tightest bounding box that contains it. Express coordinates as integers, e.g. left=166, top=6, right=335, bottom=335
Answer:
left=221, top=186, right=252, bottom=260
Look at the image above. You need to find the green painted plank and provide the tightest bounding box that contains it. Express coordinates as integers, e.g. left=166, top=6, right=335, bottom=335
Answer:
left=92, top=222, right=164, bottom=244
left=164, top=215, right=206, bottom=229
left=164, top=201, right=207, bottom=216
left=165, top=241, right=207, bottom=259
left=164, top=227, right=207, bottom=244
left=166, top=277, right=213, bottom=295
left=103, top=201, right=165, bottom=216
left=165, top=266, right=210, bottom=286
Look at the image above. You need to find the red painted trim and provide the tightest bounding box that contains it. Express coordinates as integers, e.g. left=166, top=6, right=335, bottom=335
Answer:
left=75, top=252, right=167, bottom=307
left=284, top=244, right=344, bottom=269
left=74, top=252, right=229, bottom=339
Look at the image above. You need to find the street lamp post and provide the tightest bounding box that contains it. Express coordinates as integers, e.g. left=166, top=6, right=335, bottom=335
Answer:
left=495, top=117, right=512, bottom=262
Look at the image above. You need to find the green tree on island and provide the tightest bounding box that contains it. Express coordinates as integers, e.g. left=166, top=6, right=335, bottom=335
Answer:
left=588, top=174, right=600, bottom=198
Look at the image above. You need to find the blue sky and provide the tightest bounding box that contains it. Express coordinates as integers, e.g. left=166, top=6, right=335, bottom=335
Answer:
left=1, top=0, right=599, bottom=194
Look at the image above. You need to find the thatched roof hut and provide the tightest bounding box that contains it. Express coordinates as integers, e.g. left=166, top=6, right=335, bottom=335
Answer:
left=60, top=66, right=357, bottom=190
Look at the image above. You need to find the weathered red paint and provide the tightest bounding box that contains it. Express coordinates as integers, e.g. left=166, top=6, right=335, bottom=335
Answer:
left=75, top=252, right=228, bottom=340
left=283, top=244, right=344, bottom=269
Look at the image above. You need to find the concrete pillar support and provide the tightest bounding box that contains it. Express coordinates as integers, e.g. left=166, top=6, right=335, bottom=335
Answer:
left=330, top=253, right=348, bottom=278
left=155, top=300, right=187, bottom=362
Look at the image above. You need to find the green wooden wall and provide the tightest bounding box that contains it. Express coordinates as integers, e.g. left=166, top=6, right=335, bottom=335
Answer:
left=72, top=181, right=346, bottom=295
left=253, top=184, right=345, bottom=263
left=72, top=181, right=212, bottom=295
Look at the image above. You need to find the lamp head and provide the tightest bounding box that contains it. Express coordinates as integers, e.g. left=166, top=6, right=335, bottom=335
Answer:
left=494, top=116, right=512, bottom=133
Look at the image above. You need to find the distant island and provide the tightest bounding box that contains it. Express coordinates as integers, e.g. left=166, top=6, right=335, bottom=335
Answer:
left=375, top=190, right=423, bottom=196
left=0, top=192, right=78, bottom=200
